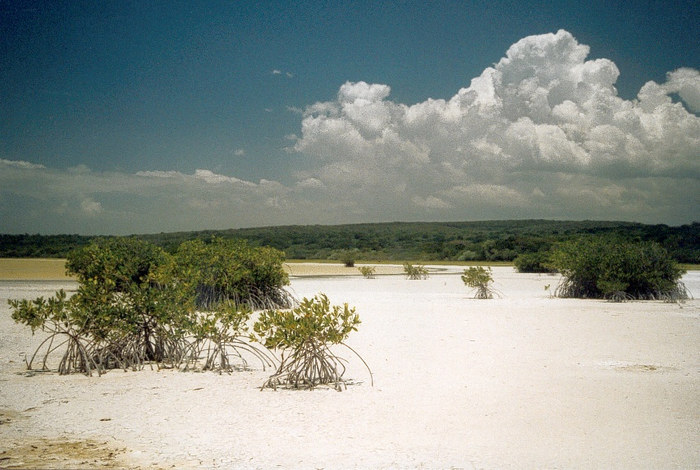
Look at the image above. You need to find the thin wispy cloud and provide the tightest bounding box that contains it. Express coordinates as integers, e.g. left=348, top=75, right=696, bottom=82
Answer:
left=80, top=198, right=103, bottom=215
left=0, top=158, right=45, bottom=169
left=272, top=69, right=294, bottom=78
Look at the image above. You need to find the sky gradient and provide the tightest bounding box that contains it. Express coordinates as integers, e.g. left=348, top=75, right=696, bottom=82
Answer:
left=1, top=0, right=698, bottom=235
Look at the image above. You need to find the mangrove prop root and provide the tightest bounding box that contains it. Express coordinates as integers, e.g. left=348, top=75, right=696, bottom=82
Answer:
left=261, top=339, right=372, bottom=391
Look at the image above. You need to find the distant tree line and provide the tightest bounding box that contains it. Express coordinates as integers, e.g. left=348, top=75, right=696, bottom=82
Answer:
left=2, top=220, right=698, bottom=264
left=0, top=234, right=94, bottom=258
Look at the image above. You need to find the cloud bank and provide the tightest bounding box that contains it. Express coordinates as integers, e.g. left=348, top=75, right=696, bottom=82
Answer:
left=2, top=30, right=698, bottom=234
left=293, top=30, right=699, bottom=222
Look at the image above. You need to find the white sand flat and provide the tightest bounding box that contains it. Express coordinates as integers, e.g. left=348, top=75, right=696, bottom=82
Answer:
left=1, top=267, right=698, bottom=468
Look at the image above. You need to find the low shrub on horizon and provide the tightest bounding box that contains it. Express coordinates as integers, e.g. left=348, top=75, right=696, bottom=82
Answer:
left=550, top=236, right=689, bottom=301
left=336, top=249, right=359, bottom=268
left=513, top=252, right=557, bottom=273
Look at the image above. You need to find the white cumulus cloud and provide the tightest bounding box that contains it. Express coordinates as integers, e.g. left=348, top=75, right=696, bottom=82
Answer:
left=292, top=29, right=699, bottom=223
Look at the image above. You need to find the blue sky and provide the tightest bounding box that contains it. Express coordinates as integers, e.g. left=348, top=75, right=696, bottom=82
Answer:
left=1, top=0, right=698, bottom=234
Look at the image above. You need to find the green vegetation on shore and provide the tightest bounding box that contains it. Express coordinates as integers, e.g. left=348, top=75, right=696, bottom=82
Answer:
left=2, top=220, right=698, bottom=264
left=9, top=237, right=367, bottom=390
left=549, top=236, right=688, bottom=301
left=9, top=237, right=292, bottom=376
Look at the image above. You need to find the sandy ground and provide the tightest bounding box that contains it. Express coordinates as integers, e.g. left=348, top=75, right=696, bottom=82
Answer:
left=0, top=258, right=74, bottom=280
left=0, top=259, right=407, bottom=281
left=285, top=262, right=406, bottom=277
left=0, top=266, right=698, bottom=469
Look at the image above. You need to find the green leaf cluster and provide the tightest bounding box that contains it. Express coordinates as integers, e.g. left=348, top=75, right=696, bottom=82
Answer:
left=461, top=266, right=496, bottom=299
left=461, top=266, right=493, bottom=288
left=175, top=237, right=291, bottom=310
left=254, top=294, right=359, bottom=350
left=403, top=263, right=429, bottom=280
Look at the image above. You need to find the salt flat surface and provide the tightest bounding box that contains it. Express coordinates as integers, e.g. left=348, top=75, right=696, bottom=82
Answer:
left=1, top=267, right=698, bottom=469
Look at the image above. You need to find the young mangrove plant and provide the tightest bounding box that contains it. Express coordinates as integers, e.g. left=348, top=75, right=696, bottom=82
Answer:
left=461, top=266, right=498, bottom=299
left=403, top=263, right=429, bottom=280
left=253, top=294, right=372, bottom=391
left=9, top=290, right=101, bottom=375
left=183, top=302, right=275, bottom=373
left=358, top=266, right=376, bottom=279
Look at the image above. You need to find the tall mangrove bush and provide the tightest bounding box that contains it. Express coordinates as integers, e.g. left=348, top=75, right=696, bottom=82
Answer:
left=9, top=236, right=292, bottom=375
left=550, top=236, right=688, bottom=301
left=175, top=237, right=292, bottom=310
left=10, top=238, right=192, bottom=374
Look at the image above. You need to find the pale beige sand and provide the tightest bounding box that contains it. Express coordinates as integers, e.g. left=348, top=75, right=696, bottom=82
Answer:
left=285, top=262, right=405, bottom=277
left=0, top=259, right=400, bottom=280
left=1, top=268, right=698, bottom=469
left=0, top=258, right=74, bottom=280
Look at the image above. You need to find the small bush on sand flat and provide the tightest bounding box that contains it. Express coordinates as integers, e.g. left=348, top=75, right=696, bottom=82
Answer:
left=337, top=249, right=358, bottom=268
left=254, top=294, right=371, bottom=391
left=550, top=236, right=688, bottom=301
left=403, top=263, right=429, bottom=280
left=9, top=289, right=99, bottom=375
left=461, top=266, right=497, bottom=299
left=358, top=266, right=376, bottom=278
left=183, top=303, right=274, bottom=373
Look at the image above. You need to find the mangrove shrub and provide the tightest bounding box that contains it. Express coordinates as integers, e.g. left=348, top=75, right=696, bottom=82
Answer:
left=513, top=252, right=556, bottom=273
left=11, top=238, right=192, bottom=374
left=358, top=266, right=376, bottom=279
left=175, top=237, right=292, bottom=310
left=461, top=266, right=497, bottom=299
left=254, top=294, right=371, bottom=390
left=403, top=263, right=429, bottom=280
left=10, top=237, right=291, bottom=375
left=550, top=236, right=688, bottom=300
